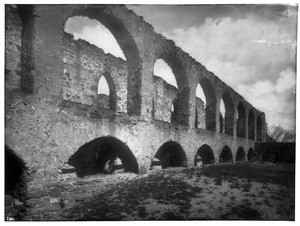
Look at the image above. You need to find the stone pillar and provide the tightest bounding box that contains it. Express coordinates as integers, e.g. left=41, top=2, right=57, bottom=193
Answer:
left=215, top=97, right=221, bottom=133
left=31, top=5, right=65, bottom=97
left=233, top=104, right=237, bottom=138
left=245, top=111, right=249, bottom=140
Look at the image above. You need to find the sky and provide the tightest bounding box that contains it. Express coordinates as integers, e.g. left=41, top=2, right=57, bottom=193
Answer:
left=64, top=4, right=297, bottom=133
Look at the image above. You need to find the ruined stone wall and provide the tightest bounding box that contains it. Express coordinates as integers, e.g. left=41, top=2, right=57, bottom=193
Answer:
left=5, top=4, right=266, bottom=219
left=62, top=32, right=127, bottom=112
left=5, top=5, right=22, bottom=92
left=195, top=98, right=205, bottom=129
left=153, top=76, right=178, bottom=122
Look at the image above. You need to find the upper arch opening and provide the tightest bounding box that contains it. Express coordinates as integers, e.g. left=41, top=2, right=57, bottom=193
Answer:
left=195, top=78, right=216, bottom=132
left=256, top=115, right=263, bottom=142
left=222, top=92, right=234, bottom=136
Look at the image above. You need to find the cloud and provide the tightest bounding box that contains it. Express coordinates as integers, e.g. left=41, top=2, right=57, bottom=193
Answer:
left=236, top=68, right=296, bottom=131
left=66, top=17, right=126, bottom=60
left=162, top=14, right=296, bottom=131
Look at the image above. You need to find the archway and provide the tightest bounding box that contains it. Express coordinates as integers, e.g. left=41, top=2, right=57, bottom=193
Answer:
left=5, top=145, right=27, bottom=220
left=68, top=136, right=139, bottom=177
left=222, top=92, right=234, bottom=136
left=219, top=145, right=233, bottom=163
left=248, top=148, right=255, bottom=161
left=256, top=115, right=263, bottom=142
left=248, top=109, right=255, bottom=140
left=195, top=144, right=215, bottom=165
left=236, top=146, right=246, bottom=162
left=5, top=145, right=27, bottom=200
left=63, top=7, right=141, bottom=115
left=153, top=59, right=178, bottom=123
left=196, top=78, right=216, bottom=132
left=154, top=52, right=189, bottom=126
left=154, top=141, right=187, bottom=169
left=237, top=102, right=246, bottom=138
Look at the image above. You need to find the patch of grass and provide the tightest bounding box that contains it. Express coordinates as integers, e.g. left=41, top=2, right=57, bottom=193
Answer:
left=229, top=195, right=236, bottom=201
left=162, top=211, right=184, bottom=220
left=193, top=164, right=294, bottom=188
left=241, top=183, right=252, bottom=192
left=137, top=206, right=147, bottom=218
left=220, top=205, right=261, bottom=220
left=255, top=201, right=263, bottom=206
left=213, top=177, right=222, bottom=185
left=222, top=192, right=228, bottom=197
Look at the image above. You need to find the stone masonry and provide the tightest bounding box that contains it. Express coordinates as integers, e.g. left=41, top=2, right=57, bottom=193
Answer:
left=5, top=4, right=267, bottom=220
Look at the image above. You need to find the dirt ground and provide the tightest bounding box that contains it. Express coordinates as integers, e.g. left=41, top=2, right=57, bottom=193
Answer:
left=56, top=161, right=295, bottom=221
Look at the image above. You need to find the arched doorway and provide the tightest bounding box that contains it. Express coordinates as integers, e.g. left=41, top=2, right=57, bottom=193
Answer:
left=195, top=144, right=215, bottom=165
left=68, top=136, right=139, bottom=177
left=248, top=148, right=255, bottom=161
left=154, top=141, right=187, bottom=169
left=236, top=146, right=246, bottom=162
left=219, top=145, right=233, bottom=163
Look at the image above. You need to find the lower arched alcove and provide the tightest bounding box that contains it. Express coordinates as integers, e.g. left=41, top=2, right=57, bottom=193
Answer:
left=236, top=146, right=246, bottom=162
left=248, top=148, right=255, bottom=161
left=68, top=136, right=139, bottom=177
left=195, top=144, right=215, bottom=165
left=154, top=141, right=187, bottom=169
left=5, top=145, right=27, bottom=220
left=219, top=145, right=233, bottom=163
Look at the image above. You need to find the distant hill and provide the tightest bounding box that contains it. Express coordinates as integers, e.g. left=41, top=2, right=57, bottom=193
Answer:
left=268, top=126, right=296, bottom=143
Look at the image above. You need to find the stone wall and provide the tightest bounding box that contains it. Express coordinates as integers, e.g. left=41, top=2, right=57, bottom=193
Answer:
left=153, top=76, right=178, bottom=123
left=5, top=5, right=22, bottom=92
left=62, top=32, right=128, bottom=112
left=195, top=98, right=205, bottom=129
left=5, top=4, right=267, bottom=220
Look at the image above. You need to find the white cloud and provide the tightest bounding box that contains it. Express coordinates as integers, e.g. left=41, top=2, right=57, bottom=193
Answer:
left=235, top=68, right=296, bottom=131
left=73, top=24, right=126, bottom=60
left=163, top=15, right=296, bottom=131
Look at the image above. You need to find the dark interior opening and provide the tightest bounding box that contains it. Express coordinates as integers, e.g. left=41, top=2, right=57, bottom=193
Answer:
left=154, top=141, right=187, bottom=169
left=195, top=144, right=215, bottom=165
left=5, top=145, right=27, bottom=201
left=248, top=148, right=255, bottom=161
left=68, top=136, right=139, bottom=177
left=236, top=146, right=245, bottom=162
left=219, top=145, right=233, bottom=163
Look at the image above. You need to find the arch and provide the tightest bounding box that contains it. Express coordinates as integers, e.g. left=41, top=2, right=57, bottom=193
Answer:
left=248, top=109, right=255, bottom=140
left=96, top=72, right=117, bottom=111
left=155, top=53, right=189, bottom=126
left=154, top=141, right=187, bottom=169
left=64, top=7, right=141, bottom=115
left=5, top=145, right=27, bottom=201
left=197, top=78, right=216, bottom=132
left=219, top=113, right=224, bottom=134
left=237, top=102, right=246, bottom=138
left=195, top=84, right=206, bottom=129
left=247, top=148, right=255, bottom=161
left=68, top=136, right=139, bottom=177
left=219, top=145, right=233, bottom=163
left=256, top=115, right=263, bottom=142
left=236, top=146, right=246, bottom=162
left=222, top=92, right=234, bottom=136
left=195, top=144, right=215, bottom=165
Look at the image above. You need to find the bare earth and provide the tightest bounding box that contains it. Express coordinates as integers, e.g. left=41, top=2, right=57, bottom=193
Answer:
left=57, top=161, right=295, bottom=221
